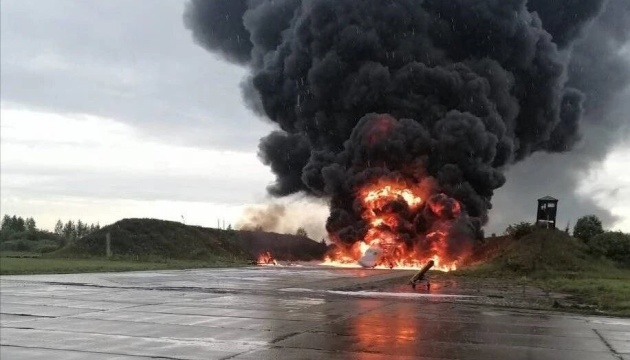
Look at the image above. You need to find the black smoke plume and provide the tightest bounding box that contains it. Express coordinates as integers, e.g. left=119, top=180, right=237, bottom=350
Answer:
left=489, top=0, right=630, bottom=232
left=185, top=0, right=629, bottom=249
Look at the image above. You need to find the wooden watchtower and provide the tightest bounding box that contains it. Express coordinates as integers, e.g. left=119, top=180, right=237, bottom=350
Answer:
left=536, top=196, right=558, bottom=229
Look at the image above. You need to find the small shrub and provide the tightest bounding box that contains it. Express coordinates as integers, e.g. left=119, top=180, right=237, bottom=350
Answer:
left=190, top=248, right=210, bottom=260
left=505, top=222, right=536, bottom=239
left=0, top=230, right=16, bottom=243
left=16, top=240, right=30, bottom=252
left=0, top=240, right=18, bottom=251
left=33, top=240, right=62, bottom=254
left=587, top=231, right=630, bottom=266
left=573, top=215, right=604, bottom=242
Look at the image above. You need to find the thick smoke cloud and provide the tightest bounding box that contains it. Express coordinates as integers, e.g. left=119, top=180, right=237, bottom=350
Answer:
left=236, top=200, right=328, bottom=240
left=527, top=0, right=606, bottom=48
left=488, top=0, right=630, bottom=233
left=183, top=0, right=252, bottom=64
left=185, top=0, right=629, bottom=242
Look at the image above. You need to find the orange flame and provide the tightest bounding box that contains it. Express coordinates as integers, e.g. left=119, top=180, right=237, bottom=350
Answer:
left=257, top=251, right=277, bottom=266
left=321, top=178, right=467, bottom=271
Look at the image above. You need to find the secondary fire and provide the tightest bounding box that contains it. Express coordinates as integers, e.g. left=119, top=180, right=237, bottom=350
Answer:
left=322, top=178, right=468, bottom=271
left=257, top=251, right=277, bottom=266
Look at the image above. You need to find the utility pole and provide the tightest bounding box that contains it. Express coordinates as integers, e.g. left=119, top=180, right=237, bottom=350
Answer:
left=106, top=232, right=112, bottom=258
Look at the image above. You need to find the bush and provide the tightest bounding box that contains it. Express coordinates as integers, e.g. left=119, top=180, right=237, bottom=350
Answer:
left=0, top=240, right=18, bottom=251
left=0, top=229, right=16, bottom=243
left=16, top=240, right=31, bottom=251
left=0, top=240, right=35, bottom=252
left=573, top=215, right=604, bottom=242
left=0, top=229, right=64, bottom=247
left=505, top=222, right=536, bottom=239
left=190, top=248, right=210, bottom=260
left=0, top=238, right=63, bottom=253
left=33, top=240, right=62, bottom=254
left=587, top=231, right=630, bottom=266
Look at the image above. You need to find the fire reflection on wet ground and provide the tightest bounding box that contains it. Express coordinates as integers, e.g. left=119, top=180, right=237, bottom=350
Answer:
left=1, top=266, right=626, bottom=359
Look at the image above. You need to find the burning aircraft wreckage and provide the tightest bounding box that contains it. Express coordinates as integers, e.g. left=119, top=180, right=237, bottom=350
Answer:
left=186, top=0, right=629, bottom=272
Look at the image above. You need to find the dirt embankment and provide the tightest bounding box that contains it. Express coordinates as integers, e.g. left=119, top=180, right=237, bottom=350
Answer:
left=56, top=218, right=327, bottom=262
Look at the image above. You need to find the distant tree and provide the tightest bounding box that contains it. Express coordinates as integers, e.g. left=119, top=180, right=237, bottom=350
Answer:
left=573, top=215, right=604, bottom=242
left=77, top=220, right=83, bottom=238
left=564, top=221, right=571, bottom=234
left=320, top=238, right=326, bottom=245
left=12, top=216, right=26, bottom=232
left=17, top=217, right=26, bottom=232
left=296, top=227, right=308, bottom=238
left=226, top=224, right=233, bottom=231
left=586, top=231, right=630, bottom=266
left=87, top=222, right=101, bottom=233
left=1, top=215, right=12, bottom=231
left=54, top=220, right=64, bottom=237
left=25, top=217, right=37, bottom=232
left=10, top=215, right=18, bottom=230
left=76, top=219, right=89, bottom=238
left=76, top=220, right=82, bottom=236
left=505, top=222, right=535, bottom=239
left=63, top=220, right=75, bottom=241
left=254, top=225, right=264, bottom=232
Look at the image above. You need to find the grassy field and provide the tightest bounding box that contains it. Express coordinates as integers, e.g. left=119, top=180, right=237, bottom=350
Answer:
left=458, top=230, right=630, bottom=316
left=539, top=268, right=630, bottom=316
left=458, top=264, right=630, bottom=316
left=0, top=252, right=249, bottom=275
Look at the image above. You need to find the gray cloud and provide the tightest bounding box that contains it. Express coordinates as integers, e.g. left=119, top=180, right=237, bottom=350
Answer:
left=0, top=0, right=273, bottom=151
left=1, top=165, right=270, bottom=204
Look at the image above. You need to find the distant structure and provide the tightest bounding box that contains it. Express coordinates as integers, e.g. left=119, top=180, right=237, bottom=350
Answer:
left=536, top=196, right=558, bottom=229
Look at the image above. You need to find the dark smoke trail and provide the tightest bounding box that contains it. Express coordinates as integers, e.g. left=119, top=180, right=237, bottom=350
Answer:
left=184, top=0, right=629, bottom=253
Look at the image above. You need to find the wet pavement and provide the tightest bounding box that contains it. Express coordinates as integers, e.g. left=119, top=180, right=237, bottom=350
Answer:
left=1, top=266, right=628, bottom=359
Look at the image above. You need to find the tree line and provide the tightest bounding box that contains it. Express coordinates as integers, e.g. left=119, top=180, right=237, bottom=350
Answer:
left=1, top=215, right=37, bottom=233
left=1, top=215, right=102, bottom=253
left=1, top=215, right=101, bottom=240
left=53, top=219, right=101, bottom=242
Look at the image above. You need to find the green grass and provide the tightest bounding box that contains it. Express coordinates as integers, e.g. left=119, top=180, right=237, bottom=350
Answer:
left=533, top=262, right=630, bottom=316
left=457, top=230, right=630, bottom=316
left=0, top=253, right=249, bottom=275
left=0, top=251, right=42, bottom=258
left=458, top=263, right=630, bottom=316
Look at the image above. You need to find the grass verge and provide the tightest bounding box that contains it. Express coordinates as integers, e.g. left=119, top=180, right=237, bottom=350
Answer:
left=538, top=269, right=630, bottom=316
left=0, top=252, right=248, bottom=275
left=459, top=264, right=630, bottom=316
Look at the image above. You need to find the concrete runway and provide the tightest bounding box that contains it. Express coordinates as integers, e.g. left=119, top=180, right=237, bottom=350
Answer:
left=1, top=266, right=628, bottom=359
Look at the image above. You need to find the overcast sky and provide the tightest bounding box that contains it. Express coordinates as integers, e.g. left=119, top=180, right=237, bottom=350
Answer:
left=1, top=0, right=628, bottom=235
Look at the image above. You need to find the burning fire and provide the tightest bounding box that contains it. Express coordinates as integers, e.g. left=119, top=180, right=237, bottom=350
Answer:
left=257, top=251, right=277, bottom=266
left=321, top=178, right=465, bottom=271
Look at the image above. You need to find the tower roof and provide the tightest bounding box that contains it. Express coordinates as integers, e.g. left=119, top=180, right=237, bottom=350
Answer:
left=538, top=195, right=558, bottom=201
